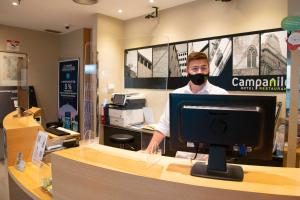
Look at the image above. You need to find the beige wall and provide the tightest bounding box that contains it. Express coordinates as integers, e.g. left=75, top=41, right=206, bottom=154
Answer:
left=124, top=0, right=287, bottom=43
left=0, top=24, right=60, bottom=125
left=97, top=14, right=124, bottom=106
left=0, top=25, right=89, bottom=131
left=96, top=14, right=124, bottom=141
left=121, top=0, right=288, bottom=121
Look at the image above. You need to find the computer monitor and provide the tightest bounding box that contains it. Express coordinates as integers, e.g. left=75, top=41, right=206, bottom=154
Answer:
left=169, top=94, right=276, bottom=181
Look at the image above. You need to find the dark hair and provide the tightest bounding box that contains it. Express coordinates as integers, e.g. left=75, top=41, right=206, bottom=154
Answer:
left=187, top=52, right=208, bottom=66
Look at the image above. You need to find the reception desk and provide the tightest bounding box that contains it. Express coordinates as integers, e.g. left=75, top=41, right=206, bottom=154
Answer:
left=3, top=111, right=300, bottom=200
left=51, top=144, right=300, bottom=200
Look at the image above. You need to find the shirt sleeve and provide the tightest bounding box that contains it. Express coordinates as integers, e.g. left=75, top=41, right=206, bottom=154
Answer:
left=155, top=100, right=170, bottom=137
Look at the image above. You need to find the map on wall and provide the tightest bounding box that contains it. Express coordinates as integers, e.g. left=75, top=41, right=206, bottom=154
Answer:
left=0, top=52, right=27, bottom=86
left=124, top=28, right=287, bottom=92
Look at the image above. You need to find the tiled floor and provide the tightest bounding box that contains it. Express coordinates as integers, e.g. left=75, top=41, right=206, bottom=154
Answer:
left=0, top=160, right=9, bottom=200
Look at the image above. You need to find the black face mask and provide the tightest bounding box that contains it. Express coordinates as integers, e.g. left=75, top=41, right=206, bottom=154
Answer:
left=188, top=73, right=209, bottom=85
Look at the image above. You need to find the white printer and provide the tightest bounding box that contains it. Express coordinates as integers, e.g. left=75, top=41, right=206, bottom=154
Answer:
left=108, top=93, right=146, bottom=127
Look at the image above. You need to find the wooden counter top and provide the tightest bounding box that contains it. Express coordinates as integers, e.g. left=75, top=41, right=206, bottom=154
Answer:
left=8, top=162, right=52, bottom=200
left=51, top=144, right=300, bottom=200
left=3, top=111, right=43, bottom=167
left=3, top=111, right=42, bottom=130
left=4, top=107, right=300, bottom=200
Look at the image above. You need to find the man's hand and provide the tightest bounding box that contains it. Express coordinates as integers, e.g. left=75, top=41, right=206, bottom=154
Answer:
left=144, top=131, right=165, bottom=154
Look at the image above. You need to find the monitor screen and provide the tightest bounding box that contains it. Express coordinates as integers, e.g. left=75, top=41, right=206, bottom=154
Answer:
left=169, top=94, right=276, bottom=181
left=180, top=105, right=262, bottom=145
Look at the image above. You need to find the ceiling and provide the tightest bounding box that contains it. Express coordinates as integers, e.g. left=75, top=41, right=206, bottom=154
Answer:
left=0, top=0, right=196, bottom=34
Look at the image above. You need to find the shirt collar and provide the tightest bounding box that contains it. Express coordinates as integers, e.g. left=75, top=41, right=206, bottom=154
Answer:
left=185, top=81, right=211, bottom=94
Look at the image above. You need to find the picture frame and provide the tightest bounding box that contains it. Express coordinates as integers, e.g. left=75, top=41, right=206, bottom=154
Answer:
left=124, top=28, right=287, bottom=92
left=0, top=51, right=27, bottom=86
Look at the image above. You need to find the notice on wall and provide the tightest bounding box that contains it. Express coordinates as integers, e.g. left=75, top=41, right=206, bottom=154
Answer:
left=6, top=40, right=20, bottom=52
left=58, top=59, right=79, bottom=131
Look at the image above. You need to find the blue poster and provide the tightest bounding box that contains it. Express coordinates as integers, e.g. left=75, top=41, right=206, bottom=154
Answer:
left=58, top=59, right=79, bottom=131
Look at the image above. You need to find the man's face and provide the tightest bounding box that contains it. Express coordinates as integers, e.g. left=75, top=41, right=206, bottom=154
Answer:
left=187, top=59, right=209, bottom=75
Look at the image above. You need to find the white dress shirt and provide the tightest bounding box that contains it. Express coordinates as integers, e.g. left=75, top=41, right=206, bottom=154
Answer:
left=155, top=81, right=228, bottom=137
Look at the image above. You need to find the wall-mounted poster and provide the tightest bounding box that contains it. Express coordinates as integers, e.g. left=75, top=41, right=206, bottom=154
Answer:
left=169, top=43, right=188, bottom=77
left=137, top=48, right=152, bottom=78
left=260, top=31, right=287, bottom=75
left=188, top=40, right=209, bottom=56
left=125, top=46, right=168, bottom=89
left=233, top=34, right=260, bottom=76
left=58, top=59, right=79, bottom=131
left=209, top=38, right=232, bottom=77
left=124, top=28, right=287, bottom=92
left=125, top=50, right=137, bottom=78
left=0, top=52, right=27, bottom=86
left=153, top=45, right=168, bottom=78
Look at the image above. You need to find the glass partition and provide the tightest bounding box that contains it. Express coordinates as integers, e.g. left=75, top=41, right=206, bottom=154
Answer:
left=82, top=42, right=98, bottom=141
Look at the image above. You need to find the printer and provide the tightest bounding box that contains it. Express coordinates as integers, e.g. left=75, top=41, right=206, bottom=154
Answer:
left=107, top=93, right=146, bottom=127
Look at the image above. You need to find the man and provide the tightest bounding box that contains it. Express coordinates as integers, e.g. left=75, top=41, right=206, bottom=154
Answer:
left=146, top=52, right=228, bottom=153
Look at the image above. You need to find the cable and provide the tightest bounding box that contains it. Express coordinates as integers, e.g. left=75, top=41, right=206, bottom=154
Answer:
left=192, top=142, right=200, bottom=160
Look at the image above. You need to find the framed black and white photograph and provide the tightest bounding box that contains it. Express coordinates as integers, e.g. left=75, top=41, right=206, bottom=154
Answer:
left=209, top=38, right=232, bottom=77
left=125, top=50, right=137, bottom=78
left=260, top=31, right=287, bottom=75
left=233, top=34, right=259, bottom=76
left=169, top=43, right=188, bottom=77
left=137, top=48, right=152, bottom=78
left=153, top=45, right=168, bottom=78
left=188, top=40, right=209, bottom=55
left=0, top=51, right=27, bottom=86
left=124, top=28, right=286, bottom=92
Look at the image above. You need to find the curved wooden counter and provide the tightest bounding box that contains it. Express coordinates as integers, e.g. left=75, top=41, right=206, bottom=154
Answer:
left=51, top=144, right=300, bottom=200
left=3, top=111, right=52, bottom=200
left=3, top=110, right=300, bottom=200
left=3, top=111, right=43, bottom=166
left=8, top=162, right=52, bottom=200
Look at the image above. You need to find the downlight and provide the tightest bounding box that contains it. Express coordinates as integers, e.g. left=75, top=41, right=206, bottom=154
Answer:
left=72, top=0, right=98, bottom=5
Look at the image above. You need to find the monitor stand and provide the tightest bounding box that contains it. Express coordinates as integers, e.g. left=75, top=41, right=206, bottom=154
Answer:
left=191, top=145, right=244, bottom=181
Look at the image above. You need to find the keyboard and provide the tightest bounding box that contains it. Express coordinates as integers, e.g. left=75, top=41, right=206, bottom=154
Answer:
left=46, top=127, right=70, bottom=136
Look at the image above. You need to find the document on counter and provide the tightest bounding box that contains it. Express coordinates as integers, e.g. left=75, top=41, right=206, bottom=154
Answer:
left=142, top=124, right=156, bottom=131
left=56, top=127, right=80, bottom=135
left=175, top=151, right=209, bottom=162
left=32, top=131, right=48, bottom=166
left=129, top=124, right=143, bottom=130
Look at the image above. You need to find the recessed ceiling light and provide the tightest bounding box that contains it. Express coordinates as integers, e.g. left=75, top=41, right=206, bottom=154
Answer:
left=118, top=9, right=123, bottom=13
left=72, top=0, right=98, bottom=5
left=12, top=0, right=20, bottom=6
left=149, top=0, right=154, bottom=3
